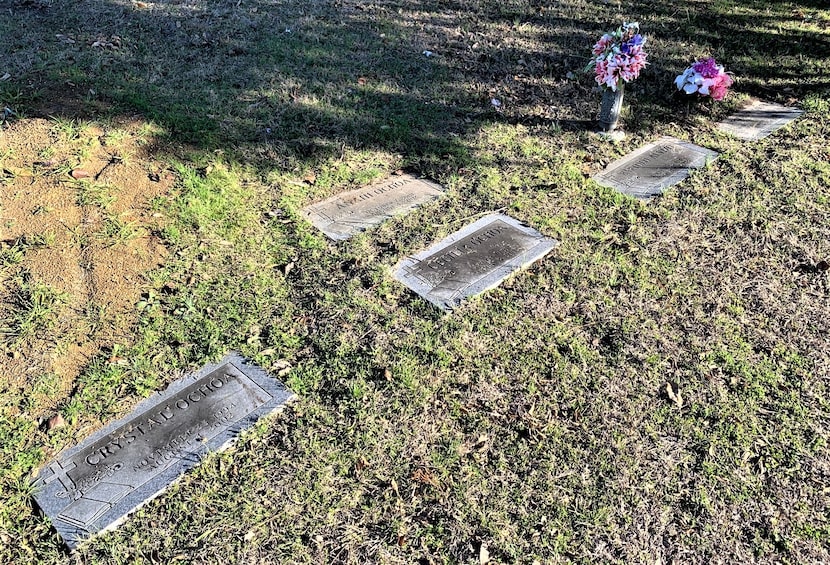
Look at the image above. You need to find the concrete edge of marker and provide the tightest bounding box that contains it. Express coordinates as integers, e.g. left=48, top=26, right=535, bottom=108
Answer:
left=393, top=213, right=559, bottom=311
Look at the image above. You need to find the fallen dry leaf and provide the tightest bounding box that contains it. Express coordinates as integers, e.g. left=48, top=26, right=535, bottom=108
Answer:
left=411, top=467, right=440, bottom=488
left=665, top=381, right=683, bottom=409
left=479, top=542, right=490, bottom=564
left=46, top=413, right=66, bottom=431
left=354, top=457, right=368, bottom=473
left=273, top=359, right=292, bottom=376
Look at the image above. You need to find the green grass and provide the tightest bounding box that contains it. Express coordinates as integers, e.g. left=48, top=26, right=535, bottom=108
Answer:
left=95, top=215, right=142, bottom=246
left=1, top=279, right=67, bottom=343
left=73, top=180, right=117, bottom=209
left=1, top=0, right=829, bottom=563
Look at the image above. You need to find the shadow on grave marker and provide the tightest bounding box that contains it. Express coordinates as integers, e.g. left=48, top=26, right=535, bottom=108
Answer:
left=717, top=99, right=803, bottom=141
left=31, top=352, right=295, bottom=550
left=592, top=136, right=719, bottom=199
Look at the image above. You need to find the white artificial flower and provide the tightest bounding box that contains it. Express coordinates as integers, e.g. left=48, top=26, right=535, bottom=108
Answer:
left=674, top=68, right=693, bottom=89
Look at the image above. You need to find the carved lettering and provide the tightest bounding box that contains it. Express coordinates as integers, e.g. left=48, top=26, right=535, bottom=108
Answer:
left=424, top=225, right=511, bottom=273
left=409, top=221, right=531, bottom=287
left=302, top=174, right=444, bottom=239
left=327, top=181, right=418, bottom=220
left=31, top=355, right=292, bottom=550
left=56, top=462, right=124, bottom=501
left=83, top=371, right=235, bottom=466
left=599, top=141, right=713, bottom=194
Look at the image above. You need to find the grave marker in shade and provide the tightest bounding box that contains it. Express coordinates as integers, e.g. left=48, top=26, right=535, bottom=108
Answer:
left=718, top=99, right=803, bottom=140
left=302, top=173, right=445, bottom=240
left=32, top=352, right=295, bottom=549
left=592, top=136, right=718, bottom=199
left=394, top=213, right=557, bottom=311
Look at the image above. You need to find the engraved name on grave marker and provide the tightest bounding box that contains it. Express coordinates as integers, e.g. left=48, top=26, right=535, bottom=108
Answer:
left=32, top=353, right=295, bottom=549
left=302, top=173, right=445, bottom=240
left=592, top=136, right=718, bottom=199
left=394, top=214, right=557, bottom=311
left=717, top=100, right=803, bottom=141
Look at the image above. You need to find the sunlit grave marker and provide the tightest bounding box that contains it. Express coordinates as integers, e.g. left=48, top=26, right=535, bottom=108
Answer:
left=718, top=99, right=803, bottom=141
left=302, top=173, right=445, bottom=240
left=32, top=353, right=295, bottom=549
left=394, top=213, right=557, bottom=311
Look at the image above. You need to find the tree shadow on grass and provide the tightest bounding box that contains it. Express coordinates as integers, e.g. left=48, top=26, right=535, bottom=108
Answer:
left=5, top=0, right=493, bottom=178
left=0, top=0, right=830, bottom=170
left=0, top=0, right=641, bottom=173
left=6, top=0, right=827, bottom=173
left=633, top=0, right=830, bottom=101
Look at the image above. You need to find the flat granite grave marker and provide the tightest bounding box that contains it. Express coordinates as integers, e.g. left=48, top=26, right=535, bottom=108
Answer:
left=718, top=99, right=803, bottom=140
left=32, top=352, right=295, bottom=549
left=592, top=136, right=718, bottom=199
left=302, top=173, right=445, bottom=240
left=394, top=213, right=557, bottom=311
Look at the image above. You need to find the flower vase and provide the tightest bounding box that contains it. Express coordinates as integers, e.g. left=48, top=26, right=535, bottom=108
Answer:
left=598, top=84, right=624, bottom=132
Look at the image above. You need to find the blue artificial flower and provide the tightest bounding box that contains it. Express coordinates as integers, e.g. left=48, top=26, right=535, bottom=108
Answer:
left=620, top=34, right=643, bottom=54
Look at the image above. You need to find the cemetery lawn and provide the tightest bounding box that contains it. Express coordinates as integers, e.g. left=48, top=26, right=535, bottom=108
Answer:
left=1, top=0, right=829, bottom=562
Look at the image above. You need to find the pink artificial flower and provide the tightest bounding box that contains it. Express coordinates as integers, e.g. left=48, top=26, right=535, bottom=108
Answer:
left=588, top=24, right=647, bottom=90
left=709, top=73, right=733, bottom=101
left=592, top=35, right=613, bottom=56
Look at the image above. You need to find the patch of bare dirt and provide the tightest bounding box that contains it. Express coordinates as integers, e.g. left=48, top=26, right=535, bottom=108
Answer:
left=0, top=116, right=173, bottom=412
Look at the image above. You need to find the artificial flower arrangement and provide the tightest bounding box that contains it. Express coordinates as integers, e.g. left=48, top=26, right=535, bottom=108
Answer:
left=675, top=58, right=733, bottom=101
left=585, top=22, right=648, bottom=91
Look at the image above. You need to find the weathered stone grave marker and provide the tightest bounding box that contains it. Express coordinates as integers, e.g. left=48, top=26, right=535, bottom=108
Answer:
left=718, top=99, right=803, bottom=140
left=32, top=352, right=295, bottom=549
left=592, top=136, right=718, bottom=199
left=394, top=213, right=557, bottom=311
left=301, top=173, right=445, bottom=240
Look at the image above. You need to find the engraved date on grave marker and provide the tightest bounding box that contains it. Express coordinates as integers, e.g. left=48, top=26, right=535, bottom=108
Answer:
left=32, top=353, right=295, bottom=549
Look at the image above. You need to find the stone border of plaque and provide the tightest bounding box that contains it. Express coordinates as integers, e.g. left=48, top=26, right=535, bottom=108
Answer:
left=301, top=173, right=445, bottom=241
left=32, top=352, right=295, bottom=550
left=394, top=213, right=558, bottom=311
left=592, top=136, right=719, bottom=200
left=717, top=99, right=803, bottom=141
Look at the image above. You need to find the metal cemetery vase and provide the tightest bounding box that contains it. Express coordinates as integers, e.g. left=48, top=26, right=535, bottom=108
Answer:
left=598, top=84, right=624, bottom=132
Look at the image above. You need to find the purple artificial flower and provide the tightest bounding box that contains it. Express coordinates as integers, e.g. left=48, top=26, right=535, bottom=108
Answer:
left=692, top=57, right=719, bottom=78
left=620, top=34, right=643, bottom=54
